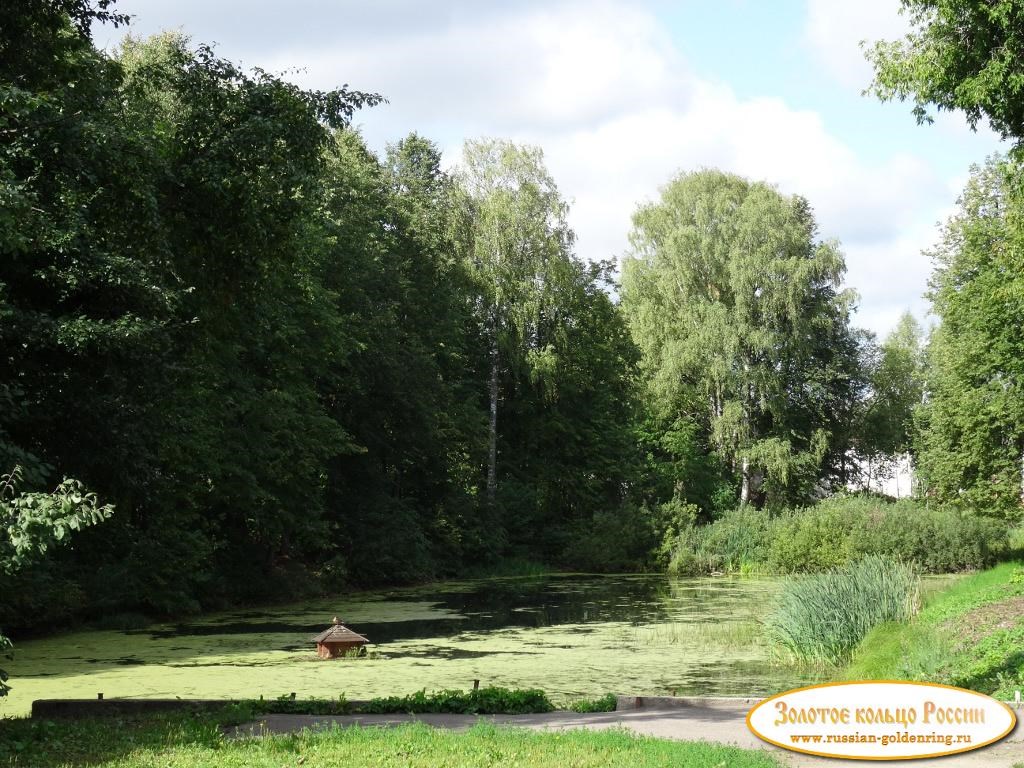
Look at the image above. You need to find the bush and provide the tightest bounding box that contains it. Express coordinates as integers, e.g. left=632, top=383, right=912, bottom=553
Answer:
left=251, top=688, right=556, bottom=716
left=665, top=495, right=1009, bottom=576
left=357, top=687, right=555, bottom=715
left=252, top=694, right=352, bottom=715
left=561, top=503, right=658, bottom=573
left=765, top=555, right=920, bottom=666
left=768, top=502, right=864, bottom=572
left=666, top=506, right=773, bottom=575
left=851, top=500, right=1006, bottom=572
left=568, top=693, right=618, bottom=712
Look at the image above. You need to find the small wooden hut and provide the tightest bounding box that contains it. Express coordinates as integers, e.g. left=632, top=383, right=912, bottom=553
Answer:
left=313, top=616, right=369, bottom=659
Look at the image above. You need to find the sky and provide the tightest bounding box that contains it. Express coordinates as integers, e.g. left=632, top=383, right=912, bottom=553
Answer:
left=99, top=0, right=1006, bottom=338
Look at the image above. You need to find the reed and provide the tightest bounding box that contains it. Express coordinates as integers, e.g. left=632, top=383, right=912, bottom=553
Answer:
left=765, top=555, right=920, bottom=666
left=629, top=620, right=760, bottom=650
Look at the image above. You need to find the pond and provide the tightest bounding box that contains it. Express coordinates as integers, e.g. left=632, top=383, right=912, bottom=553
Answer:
left=0, top=574, right=822, bottom=716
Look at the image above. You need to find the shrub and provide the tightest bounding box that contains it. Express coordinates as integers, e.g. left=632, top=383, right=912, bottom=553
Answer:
left=357, top=687, right=554, bottom=715
left=665, top=495, right=1009, bottom=576
left=666, top=506, right=773, bottom=575
left=851, top=500, right=1006, bottom=572
left=765, top=555, right=920, bottom=666
left=252, top=694, right=351, bottom=715
left=568, top=693, right=618, bottom=712
left=768, top=502, right=863, bottom=572
left=561, top=503, right=658, bottom=573
left=251, top=688, right=557, bottom=717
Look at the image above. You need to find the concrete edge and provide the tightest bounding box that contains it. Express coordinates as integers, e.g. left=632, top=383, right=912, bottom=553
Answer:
left=32, top=695, right=760, bottom=719
left=30, top=698, right=370, bottom=719
left=34, top=694, right=1020, bottom=719
left=615, top=695, right=763, bottom=711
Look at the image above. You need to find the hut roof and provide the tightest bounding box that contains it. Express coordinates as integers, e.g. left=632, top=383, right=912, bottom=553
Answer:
left=312, top=622, right=369, bottom=645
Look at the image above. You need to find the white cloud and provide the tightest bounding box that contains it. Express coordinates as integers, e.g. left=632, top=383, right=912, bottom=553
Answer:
left=258, top=1, right=690, bottom=134
left=112, top=0, right=983, bottom=337
left=803, top=0, right=908, bottom=92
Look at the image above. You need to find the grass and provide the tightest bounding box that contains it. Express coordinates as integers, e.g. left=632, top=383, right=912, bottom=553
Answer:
left=627, top=620, right=760, bottom=649
left=0, top=710, right=783, bottom=768
left=845, top=560, right=1024, bottom=698
left=567, top=693, right=617, bottom=712
left=765, top=555, right=920, bottom=666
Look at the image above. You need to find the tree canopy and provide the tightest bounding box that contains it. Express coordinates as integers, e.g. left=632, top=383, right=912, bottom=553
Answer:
left=867, top=0, right=1024, bottom=143
left=913, top=156, right=1024, bottom=513
left=622, top=169, right=863, bottom=508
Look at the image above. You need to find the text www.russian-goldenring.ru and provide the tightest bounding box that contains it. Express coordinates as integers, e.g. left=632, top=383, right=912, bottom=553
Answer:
left=789, top=732, right=973, bottom=747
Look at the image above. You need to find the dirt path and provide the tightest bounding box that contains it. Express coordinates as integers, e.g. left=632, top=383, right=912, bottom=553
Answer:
left=232, top=703, right=1024, bottom=767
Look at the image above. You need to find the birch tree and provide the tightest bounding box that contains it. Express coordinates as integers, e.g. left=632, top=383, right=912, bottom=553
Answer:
left=454, top=139, right=574, bottom=508
left=622, top=169, right=857, bottom=507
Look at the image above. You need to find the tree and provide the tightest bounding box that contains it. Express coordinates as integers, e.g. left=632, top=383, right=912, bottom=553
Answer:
left=2, top=6, right=385, bottom=618
left=866, top=0, right=1024, bottom=143
left=855, top=313, right=925, bottom=490
left=315, top=130, right=488, bottom=582
left=0, top=467, right=112, bottom=696
left=454, top=139, right=575, bottom=511
left=914, top=156, right=1024, bottom=514
left=496, top=256, right=646, bottom=563
left=622, top=169, right=859, bottom=508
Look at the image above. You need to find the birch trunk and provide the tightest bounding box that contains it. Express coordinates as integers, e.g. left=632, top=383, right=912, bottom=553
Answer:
left=486, top=330, right=499, bottom=508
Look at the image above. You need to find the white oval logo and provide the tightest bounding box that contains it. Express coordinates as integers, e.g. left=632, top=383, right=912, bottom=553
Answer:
left=747, top=681, right=1016, bottom=760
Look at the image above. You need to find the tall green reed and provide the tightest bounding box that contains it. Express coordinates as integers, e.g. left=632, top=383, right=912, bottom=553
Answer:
left=765, top=555, right=920, bottom=666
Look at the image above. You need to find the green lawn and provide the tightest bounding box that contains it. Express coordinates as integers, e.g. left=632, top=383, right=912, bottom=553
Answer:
left=845, top=561, right=1024, bottom=698
left=0, top=711, right=782, bottom=768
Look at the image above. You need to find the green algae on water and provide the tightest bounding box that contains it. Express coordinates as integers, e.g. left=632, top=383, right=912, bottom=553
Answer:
left=0, top=574, right=820, bottom=716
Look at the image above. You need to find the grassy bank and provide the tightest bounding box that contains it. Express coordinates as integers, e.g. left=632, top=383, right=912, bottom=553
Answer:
left=0, top=711, right=782, bottom=768
left=845, top=561, right=1024, bottom=698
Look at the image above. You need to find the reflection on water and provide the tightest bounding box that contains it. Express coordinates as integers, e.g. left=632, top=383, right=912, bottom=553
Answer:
left=0, top=574, right=822, bottom=716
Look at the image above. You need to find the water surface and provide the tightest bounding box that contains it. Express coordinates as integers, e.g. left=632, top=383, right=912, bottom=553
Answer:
left=0, top=574, right=821, bottom=716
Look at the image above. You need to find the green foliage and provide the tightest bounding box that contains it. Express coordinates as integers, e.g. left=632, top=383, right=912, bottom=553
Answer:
left=766, top=555, right=921, bottom=666
left=246, top=688, right=556, bottom=716
left=866, top=0, right=1024, bottom=143
left=911, top=156, right=1024, bottom=515
left=561, top=503, right=658, bottom=573
left=666, top=496, right=1007, bottom=576
left=667, top=506, right=773, bottom=576
left=768, top=503, right=864, bottom=573
left=368, top=687, right=554, bottom=716
left=622, top=169, right=865, bottom=510
left=0, top=0, right=651, bottom=629
left=853, top=313, right=926, bottom=488
left=0, top=632, right=10, bottom=697
left=568, top=693, right=618, bottom=713
left=868, top=5, right=1024, bottom=517
left=0, top=467, right=113, bottom=573
left=0, top=466, right=112, bottom=696
left=0, top=0, right=647, bottom=626
left=251, top=693, right=352, bottom=715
